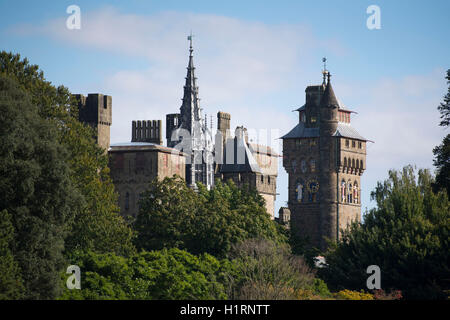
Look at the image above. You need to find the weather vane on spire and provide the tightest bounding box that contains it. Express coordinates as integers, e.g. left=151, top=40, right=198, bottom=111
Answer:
left=187, top=31, right=194, bottom=54
left=322, top=57, right=329, bottom=84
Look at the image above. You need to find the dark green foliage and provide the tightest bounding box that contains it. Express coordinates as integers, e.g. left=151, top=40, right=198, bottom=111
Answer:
left=134, top=176, right=287, bottom=257
left=0, top=210, right=24, bottom=299
left=320, top=166, right=450, bottom=299
left=0, top=51, right=135, bottom=257
left=60, top=249, right=230, bottom=300
left=437, top=69, right=450, bottom=127
left=433, top=134, right=450, bottom=197
left=433, top=69, right=450, bottom=197
left=0, top=74, right=77, bottom=299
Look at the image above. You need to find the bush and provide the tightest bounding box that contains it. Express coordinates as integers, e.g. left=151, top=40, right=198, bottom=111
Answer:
left=226, top=238, right=315, bottom=300
left=334, top=289, right=374, bottom=300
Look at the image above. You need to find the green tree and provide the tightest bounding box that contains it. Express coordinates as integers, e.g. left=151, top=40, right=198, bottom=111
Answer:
left=0, top=210, right=24, bottom=299
left=0, top=51, right=135, bottom=257
left=0, top=74, right=78, bottom=299
left=437, top=69, right=450, bottom=127
left=134, top=176, right=198, bottom=251
left=433, top=69, right=450, bottom=197
left=134, top=176, right=287, bottom=257
left=60, top=248, right=230, bottom=300
left=319, top=166, right=450, bottom=299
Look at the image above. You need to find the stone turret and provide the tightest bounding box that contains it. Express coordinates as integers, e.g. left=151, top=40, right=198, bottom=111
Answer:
left=318, top=73, right=340, bottom=248
left=76, top=93, right=112, bottom=151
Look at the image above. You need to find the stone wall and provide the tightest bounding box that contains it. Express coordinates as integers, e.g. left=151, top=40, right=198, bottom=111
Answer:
left=109, top=145, right=185, bottom=217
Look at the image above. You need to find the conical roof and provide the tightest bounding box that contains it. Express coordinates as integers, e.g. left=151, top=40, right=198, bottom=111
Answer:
left=321, top=74, right=339, bottom=108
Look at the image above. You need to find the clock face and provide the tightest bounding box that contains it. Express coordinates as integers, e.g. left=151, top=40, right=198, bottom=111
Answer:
left=307, top=179, right=319, bottom=193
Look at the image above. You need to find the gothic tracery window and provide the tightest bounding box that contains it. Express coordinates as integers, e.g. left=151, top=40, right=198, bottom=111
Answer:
left=347, top=182, right=353, bottom=203
left=301, top=159, right=307, bottom=173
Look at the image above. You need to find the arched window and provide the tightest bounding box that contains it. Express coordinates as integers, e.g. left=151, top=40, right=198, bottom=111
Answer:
left=360, top=160, right=364, bottom=169
left=356, top=159, right=360, bottom=169
left=341, top=180, right=346, bottom=203
left=268, top=176, right=271, bottom=184
left=344, top=157, right=347, bottom=167
left=347, top=181, right=353, bottom=203
left=310, top=159, right=316, bottom=172
left=300, top=159, right=307, bottom=173
left=125, top=192, right=130, bottom=211
left=260, top=175, right=264, bottom=183
left=352, top=158, right=355, bottom=168
left=295, top=180, right=304, bottom=203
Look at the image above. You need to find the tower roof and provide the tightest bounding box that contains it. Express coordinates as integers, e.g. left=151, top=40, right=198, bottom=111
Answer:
left=180, top=34, right=203, bottom=132
left=320, top=73, right=339, bottom=108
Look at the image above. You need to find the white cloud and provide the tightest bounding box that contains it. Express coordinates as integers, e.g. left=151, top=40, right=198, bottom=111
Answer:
left=336, top=69, right=447, bottom=211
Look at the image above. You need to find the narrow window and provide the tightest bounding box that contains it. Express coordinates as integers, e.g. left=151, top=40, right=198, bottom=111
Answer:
left=348, top=182, right=353, bottom=203
left=125, top=192, right=130, bottom=211
left=310, top=159, right=316, bottom=172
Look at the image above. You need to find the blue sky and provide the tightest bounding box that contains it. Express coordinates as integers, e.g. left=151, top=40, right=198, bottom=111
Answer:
left=1, top=0, right=449, bottom=216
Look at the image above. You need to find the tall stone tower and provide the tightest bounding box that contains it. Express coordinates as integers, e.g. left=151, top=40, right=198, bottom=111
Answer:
left=281, top=72, right=367, bottom=250
left=76, top=93, right=112, bottom=151
left=166, top=35, right=214, bottom=190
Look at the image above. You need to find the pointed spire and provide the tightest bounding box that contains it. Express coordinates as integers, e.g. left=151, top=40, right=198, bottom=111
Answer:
left=321, top=72, right=339, bottom=108
left=180, top=33, right=202, bottom=132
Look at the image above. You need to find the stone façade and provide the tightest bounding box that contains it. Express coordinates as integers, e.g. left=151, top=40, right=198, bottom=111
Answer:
left=281, top=73, right=368, bottom=250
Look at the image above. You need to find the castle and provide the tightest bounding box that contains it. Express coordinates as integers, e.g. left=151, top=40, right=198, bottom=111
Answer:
left=76, top=38, right=368, bottom=250
left=76, top=37, right=279, bottom=219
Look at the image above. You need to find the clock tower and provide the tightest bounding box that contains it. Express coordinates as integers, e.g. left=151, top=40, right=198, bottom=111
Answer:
left=281, top=70, right=368, bottom=250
